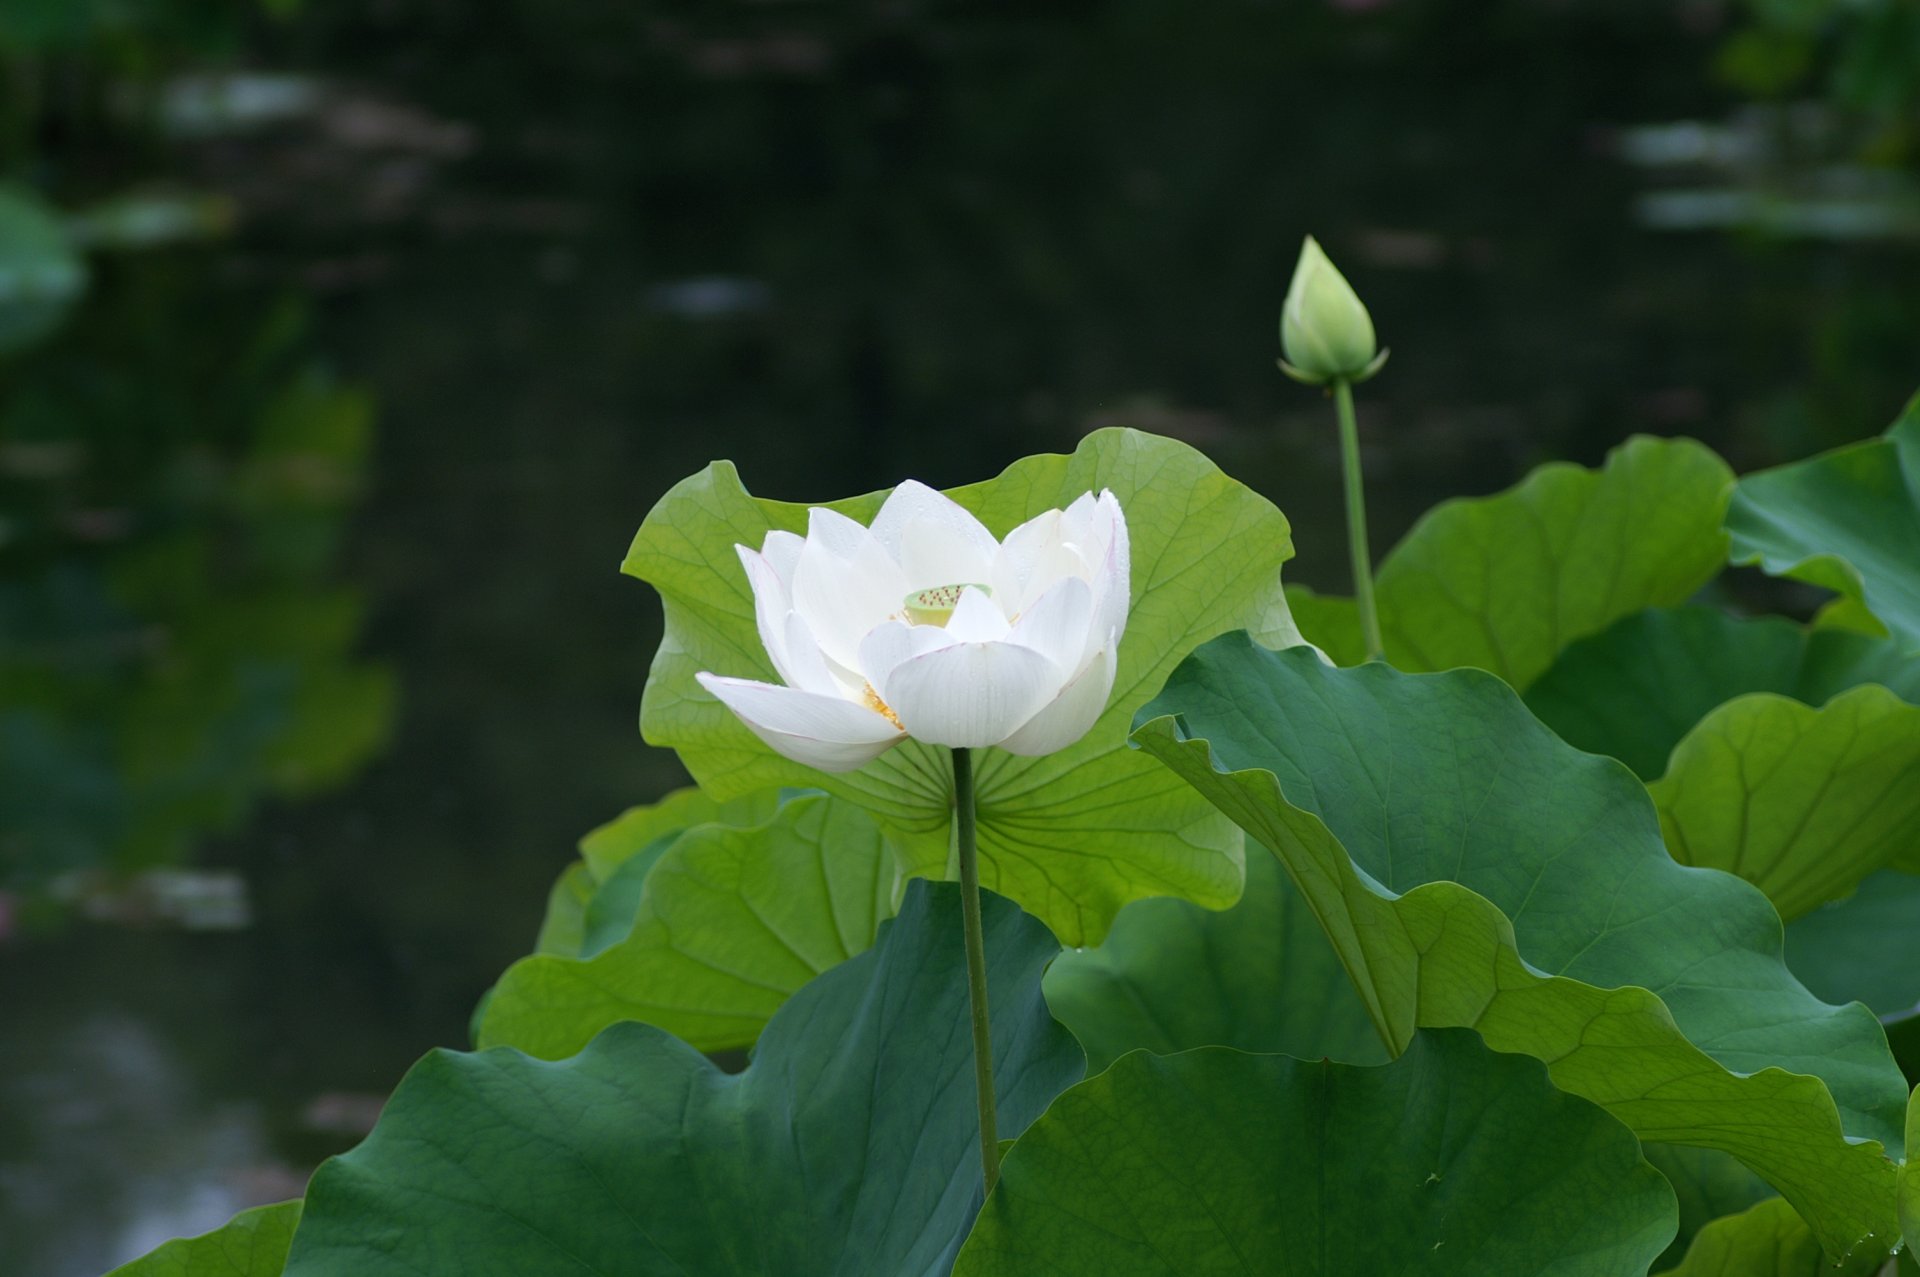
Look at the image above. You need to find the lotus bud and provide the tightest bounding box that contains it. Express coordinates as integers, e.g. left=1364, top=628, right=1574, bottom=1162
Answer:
left=1278, top=235, right=1388, bottom=386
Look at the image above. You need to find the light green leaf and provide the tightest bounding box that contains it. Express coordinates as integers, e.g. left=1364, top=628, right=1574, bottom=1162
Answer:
left=479, top=792, right=900, bottom=1056
left=1044, top=842, right=1386, bottom=1072
left=532, top=861, right=593, bottom=957
left=1653, top=1198, right=1875, bottom=1277
left=527, top=786, right=785, bottom=959
left=1787, top=871, right=1920, bottom=1017
left=1133, top=635, right=1907, bottom=1262
left=578, top=786, right=783, bottom=883
left=1292, top=435, right=1734, bottom=689
left=626, top=427, right=1294, bottom=944
left=954, top=1029, right=1677, bottom=1276
left=1728, top=395, right=1920, bottom=654
left=1904, top=1087, right=1920, bottom=1255
left=1651, top=688, right=1920, bottom=920
left=0, top=184, right=87, bottom=354
left=106, top=1201, right=301, bottom=1277
left=1525, top=606, right=1920, bottom=782
left=286, top=881, right=1081, bottom=1277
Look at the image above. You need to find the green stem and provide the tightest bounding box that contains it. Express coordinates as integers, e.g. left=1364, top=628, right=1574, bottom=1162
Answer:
left=1334, top=378, right=1384, bottom=662
left=952, top=746, right=1001, bottom=1194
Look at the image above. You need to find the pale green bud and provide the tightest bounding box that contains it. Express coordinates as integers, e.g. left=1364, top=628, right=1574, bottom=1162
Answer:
left=1278, top=235, right=1387, bottom=386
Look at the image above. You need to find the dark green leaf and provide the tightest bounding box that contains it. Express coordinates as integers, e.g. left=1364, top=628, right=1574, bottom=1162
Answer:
left=1643, top=1146, right=1776, bottom=1272
left=1525, top=606, right=1920, bottom=782
left=954, top=1030, right=1676, bottom=1276
left=105, top=1201, right=301, bottom=1277
left=289, top=880, right=1080, bottom=1277
left=1044, top=842, right=1386, bottom=1072
left=1727, top=396, right=1920, bottom=654
left=1788, top=872, right=1920, bottom=1018
left=1133, top=635, right=1906, bottom=1261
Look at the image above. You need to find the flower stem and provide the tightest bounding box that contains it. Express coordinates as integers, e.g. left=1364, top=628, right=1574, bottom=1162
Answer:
left=952, top=746, right=1001, bottom=1194
left=1334, top=377, right=1384, bottom=662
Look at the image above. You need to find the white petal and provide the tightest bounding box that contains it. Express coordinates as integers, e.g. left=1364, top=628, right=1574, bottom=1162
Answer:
left=900, top=518, right=994, bottom=595
left=992, top=510, right=1090, bottom=616
left=783, top=612, right=863, bottom=697
left=870, top=479, right=999, bottom=571
left=760, top=529, right=805, bottom=587
left=791, top=511, right=909, bottom=671
left=857, top=619, right=955, bottom=687
left=801, top=506, right=882, bottom=562
left=882, top=640, right=1062, bottom=749
left=737, top=544, right=794, bottom=682
left=695, top=673, right=903, bottom=772
left=1090, top=490, right=1131, bottom=650
left=1006, top=576, right=1093, bottom=673
left=997, top=641, right=1118, bottom=757
left=944, top=585, right=1011, bottom=643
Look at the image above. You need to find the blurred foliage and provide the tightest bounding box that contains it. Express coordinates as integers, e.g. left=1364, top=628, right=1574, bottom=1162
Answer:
left=1720, top=0, right=1920, bottom=128
left=0, top=264, right=392, bottom=899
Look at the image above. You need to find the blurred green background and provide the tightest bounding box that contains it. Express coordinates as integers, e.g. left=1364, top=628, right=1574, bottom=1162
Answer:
left=1, top=2, right=1916, bottom=1272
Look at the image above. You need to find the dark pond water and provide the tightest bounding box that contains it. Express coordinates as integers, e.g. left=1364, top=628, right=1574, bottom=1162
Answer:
left=3, top=3, right=1918, bottom=1272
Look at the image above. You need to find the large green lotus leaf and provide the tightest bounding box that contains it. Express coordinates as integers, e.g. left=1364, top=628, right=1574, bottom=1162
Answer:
left=1787, top=871, right=1920, bottom=1017
left=1650, top=688, right=1920, bottom=921
left=532, top=860, right=594, bottom=957
left=479, top=792, right=900, bottom=1057
left=529, top=787, right=785, bottom=959
left=1290, top=435, right=1734, bottom=689
left=1526, top=607, right=1920, bottom=781
left=1905, top=1087, right=1920, bottom=1254
left=1133, top=635, right=1907, bottom=1261
left=577, top=786, right=785, bottom=883
left=286, top=880, right=1080, bottom=1277
left=953, top=1029, right=1676, bottom=1276
left=106, top=1202, right=301, bottom=1277
left=1044, top=839, right=1387, bottom=1072
left=626, top=427, right=1296, bottom=945
left=1727, top=396, right=1920, bottom=654
left=1653, top=1198, right=1876, bottom=1277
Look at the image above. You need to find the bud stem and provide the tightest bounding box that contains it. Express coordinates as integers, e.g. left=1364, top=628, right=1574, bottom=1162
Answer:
left=1334, top=378, right=1385, bottom=662
left=952, top=746, right=1001, bottom=1194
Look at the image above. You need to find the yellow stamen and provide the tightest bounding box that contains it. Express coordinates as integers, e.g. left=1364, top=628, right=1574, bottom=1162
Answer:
left=861, top=681, right=904, bottom=730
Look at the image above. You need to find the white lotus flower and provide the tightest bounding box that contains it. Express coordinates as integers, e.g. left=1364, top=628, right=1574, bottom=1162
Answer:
left=695, top=482, right=1130, bottom=772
